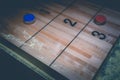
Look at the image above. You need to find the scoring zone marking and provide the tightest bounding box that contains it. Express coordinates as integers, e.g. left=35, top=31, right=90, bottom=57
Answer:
left=20, top=0, right=102, bottom=67
left=50, top=7, right=120, bottom=80
left=20, top=0, right=75, bottom=48
left=0, top=0, right=120, bottom=80
left=64, top=18, right=77, bottom=27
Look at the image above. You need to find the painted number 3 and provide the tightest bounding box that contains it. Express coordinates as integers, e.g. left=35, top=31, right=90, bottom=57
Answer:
left=91, top=31, right=106, bottom=40
left=64, top=18, right=77, bottom=27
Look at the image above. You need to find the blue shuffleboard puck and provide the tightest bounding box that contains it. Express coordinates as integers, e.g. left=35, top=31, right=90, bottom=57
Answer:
left=23, top=13, right=36, bottom=24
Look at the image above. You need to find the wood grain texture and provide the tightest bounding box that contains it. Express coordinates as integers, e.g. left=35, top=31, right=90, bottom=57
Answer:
left=0, top=0, right=120, bottom=80
left=0, top=0, right=72, bottom=47
left=51, top=8, right=120, bottom=80
left=21, top=0, right=100, bottom=66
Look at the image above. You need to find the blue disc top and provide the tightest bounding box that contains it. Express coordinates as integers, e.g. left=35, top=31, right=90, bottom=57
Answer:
left=23, top=13, right=35, bottom=23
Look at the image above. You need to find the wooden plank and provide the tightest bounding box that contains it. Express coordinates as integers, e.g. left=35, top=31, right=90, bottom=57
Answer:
left=51, top=8, right=120, bottom=80
left=1, top=0, right=120, bottom=80
left=0, top=1, right=72, bottom=47
left=0, top=37, right=69, bottom=80
left=21, top=0, right=100, bottom=66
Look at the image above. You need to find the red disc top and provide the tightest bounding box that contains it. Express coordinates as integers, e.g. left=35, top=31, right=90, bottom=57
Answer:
left=95, top=15, right=106, bottom=23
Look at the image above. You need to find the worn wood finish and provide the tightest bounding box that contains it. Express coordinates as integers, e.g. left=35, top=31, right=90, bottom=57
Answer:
left=21, top=0, right=100, bottom=66
left=0, top=0, right=120, bottom=80
left=0, top=0, right=73, bottom=47
left=51, top=8, right=120, bottom=80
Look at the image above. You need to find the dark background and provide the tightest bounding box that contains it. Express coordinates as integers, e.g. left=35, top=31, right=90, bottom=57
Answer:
left=88, top=0, right=120, bottom=11
left=0, top=0, right=120, bottom=10
left=0, top=0, right=120, bottom=18
left=0, top=49, right=46, bottom=80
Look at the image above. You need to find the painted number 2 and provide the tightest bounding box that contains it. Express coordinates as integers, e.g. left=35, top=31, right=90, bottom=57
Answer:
left=64, top=18, right=77, bottom=27
left=91, top=31, right=106, bottom=40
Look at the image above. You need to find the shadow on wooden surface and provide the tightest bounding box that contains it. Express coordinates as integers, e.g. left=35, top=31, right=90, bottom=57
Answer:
left=0, top=49, right=45, bottom=80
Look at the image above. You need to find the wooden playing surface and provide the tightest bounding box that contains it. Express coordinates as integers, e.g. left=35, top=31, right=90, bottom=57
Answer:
left=0, top=0, right=120, bottom=80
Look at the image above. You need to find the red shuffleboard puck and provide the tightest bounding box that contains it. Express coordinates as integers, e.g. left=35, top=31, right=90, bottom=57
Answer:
left=94, top=15, right=107, bottom=25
